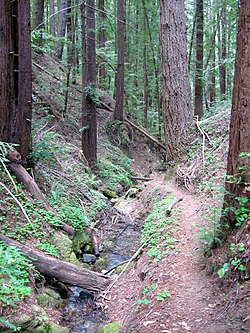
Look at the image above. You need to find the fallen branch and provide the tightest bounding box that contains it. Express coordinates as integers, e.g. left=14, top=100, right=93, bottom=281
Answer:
left=33, top=62, right=61, bottom=81
left=8, top=161, right=75, bottom=235
left=131, top=176, right=152, bottom=181
left=0, top=234, right=111, bottom=292
left=0, top=182, right=35, bottom=231
left=166, top=197, right=183, bottom=216
left=124, top=118, right=166, bottom=151
left=195, top=117, right=206, bottom=166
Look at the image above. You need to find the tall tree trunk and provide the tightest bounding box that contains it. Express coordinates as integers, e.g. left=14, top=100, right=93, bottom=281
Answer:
left=159, top=0, right=193, bottom=163
left=49, top=0, right=56, bottom=36
left=56, top=0, right=68, bottom=60
left=218, top=1, right=226, bottom=99
left=194, top=0, right=204, bottom=118
left=32, top=0, right=45, bottom=47
left=81, top=0, right=97, bottom=165
left=0, top=0, right=32, bottom=160
left=64, top=0, right=73, bottom=116
left=142, top=0, right=161, bottom=138
left=222, top=0, right=250, bottom=228
left=143, top=14, right=148, bottom=128
left=98, top=0, right=106, bottom=87
left=114, top=0, right=125, bottom=121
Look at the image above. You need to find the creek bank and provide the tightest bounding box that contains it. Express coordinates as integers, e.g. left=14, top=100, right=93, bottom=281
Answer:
left=58, top=194, right=147, bottom=332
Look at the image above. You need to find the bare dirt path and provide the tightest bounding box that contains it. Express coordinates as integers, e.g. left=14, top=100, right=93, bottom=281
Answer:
left=105, top=176, right=235, bottom=333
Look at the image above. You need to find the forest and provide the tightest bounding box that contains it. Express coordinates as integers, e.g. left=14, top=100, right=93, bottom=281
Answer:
left=0, top=0, right=249, bottom=332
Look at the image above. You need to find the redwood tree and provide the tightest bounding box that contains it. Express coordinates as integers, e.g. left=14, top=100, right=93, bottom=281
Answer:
left=194, top=0, right=204, bottom=118
left=81, top=0, right=97, bottom=165
left=0, top=0, right=32, bottom=160
left=222, top=0, right=250, bottom=228
left=56, top=0, right=69, bottom=60
left=114, top=0, right=125, bottom=121
left=32, top=0, right=45, bottom=47
left=159, top=0, right=193, bottom=162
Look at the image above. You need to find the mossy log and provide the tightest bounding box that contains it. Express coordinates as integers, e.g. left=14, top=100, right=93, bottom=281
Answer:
left=0, top=234, right=111, bottom=292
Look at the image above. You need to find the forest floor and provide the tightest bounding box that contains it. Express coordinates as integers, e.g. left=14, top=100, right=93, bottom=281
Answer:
left=104, top=174, right=250, bottom=333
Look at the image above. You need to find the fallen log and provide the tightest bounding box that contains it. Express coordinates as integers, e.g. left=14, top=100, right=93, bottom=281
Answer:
left=0, top=234, right=111, bottom=292
left=7, top=161, right=75, bottom=236
left=124, top=118, right=166, bottom=151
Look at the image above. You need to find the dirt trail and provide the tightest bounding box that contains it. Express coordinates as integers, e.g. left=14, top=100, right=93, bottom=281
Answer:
left=106, top=176, right=234, bottom=333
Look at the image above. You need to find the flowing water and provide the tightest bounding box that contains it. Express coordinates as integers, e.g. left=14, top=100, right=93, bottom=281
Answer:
left=61, top=213, right=142, bottom=332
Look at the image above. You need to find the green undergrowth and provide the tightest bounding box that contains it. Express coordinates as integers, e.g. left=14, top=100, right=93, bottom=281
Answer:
left=0, top=242, right=36, bottom=331
left=97, top=141, right=134, bottom=194
left=141, top=194, right=179, bottom=262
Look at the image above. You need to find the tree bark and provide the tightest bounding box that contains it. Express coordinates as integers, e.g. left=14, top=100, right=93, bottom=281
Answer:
left=49, top=0, right=56, bottom=36
left=194, top=0, right=204, bottom=118
left=0, top=234, right=111, bottom=292
left=114, top=0, right=125, bottom=121
left=55, top=0, right=69, bottom=60
left=159, top=0, right=193, bottom=162
left=222, top=0, right=250, bottom=228
left=142, top=0, right=161, bottom=137
left=0, top=0, right=32, bottom=160
left=98, top=0, right=106, bottom=86
left=32, top=0, right=45, bottom=47
left=219, top=0, right=226, bottom=99
left=81, top=0, right=97, bottom=166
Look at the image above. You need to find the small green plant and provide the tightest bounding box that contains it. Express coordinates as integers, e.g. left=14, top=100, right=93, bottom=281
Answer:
left=156, top=289, right=171, bottom=301
left=141, top=194, right=178, bottom=262
left=35, top=241, right=58, bottom=257
left=234, top=196, right=249, bottom=227
left=136, top=298, right=150, bottom=305
left=0, top=242, right=32, bottom=308
left=217, top=263, right=228, bottom=279
left=0, top=316, right=20, bottom=332
left=141, top=284, right=157, bottom=295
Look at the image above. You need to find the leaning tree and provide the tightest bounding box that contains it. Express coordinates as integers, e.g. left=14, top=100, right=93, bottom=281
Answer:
left=222, top=0, right=250, bottom=228
left=0, top=0, right=32, bottom=160
left=159, top=0, right=193, bottom=163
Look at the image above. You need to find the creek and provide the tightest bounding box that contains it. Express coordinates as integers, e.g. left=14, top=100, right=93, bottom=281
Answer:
left=61, top=203, right=143, bottom=333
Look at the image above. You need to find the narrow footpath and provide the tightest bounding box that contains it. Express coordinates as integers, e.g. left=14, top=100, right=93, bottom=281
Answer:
left=105, top=176, right=235, bottom=333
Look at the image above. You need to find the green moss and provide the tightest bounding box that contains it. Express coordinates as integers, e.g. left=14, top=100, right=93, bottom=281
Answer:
left=71, top=230, right=92, bottom=256
left=93, top=257, right=107, bottom=272
left=98, top=322, right=120, bottom=333
left=51, top=231, right=80, bottom=266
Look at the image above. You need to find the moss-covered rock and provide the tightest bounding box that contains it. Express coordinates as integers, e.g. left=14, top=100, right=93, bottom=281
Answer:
left=36, top=288, right=64, bottom=308
left=93, top=257, right=108, bottom=272
left=71, top=230, right=92, bottom=256
left=50, top=323, right=70, bottom=333
left=1, top=304, right=69, bottom=333
left=51, top=231, right=80, bottom=266
left=98, top=321, right=120, bottom=333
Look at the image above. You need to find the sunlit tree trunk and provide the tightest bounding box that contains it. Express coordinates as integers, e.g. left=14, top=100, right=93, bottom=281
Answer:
left=159, top=0, right=193, bottom=163
left=222, top=0, right=250, bottom=228
left=0, top=0, right=32, bottom=160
